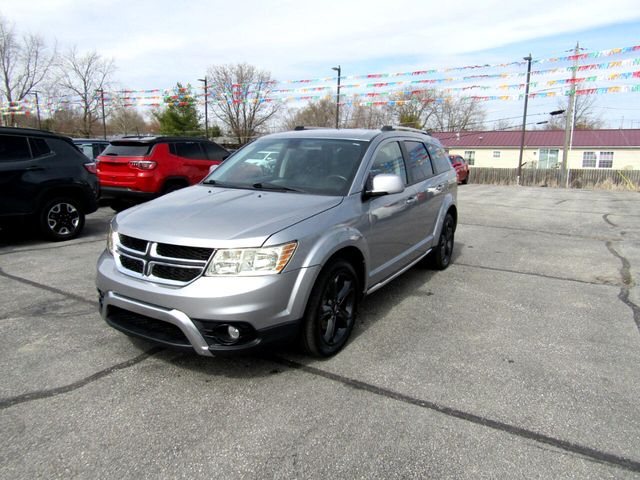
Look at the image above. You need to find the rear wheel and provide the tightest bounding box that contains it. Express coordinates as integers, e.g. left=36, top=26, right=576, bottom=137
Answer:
left=300, top=259, right=359, bottom=357
left=162, top=181, right=188, bottom=195
left=38, top=197, right=85, bottom=241
left=428, top=213, right=455, bottom=270
left=110, top=200, right=134, bottom=213
left=462, top=172, right=469, bottom=184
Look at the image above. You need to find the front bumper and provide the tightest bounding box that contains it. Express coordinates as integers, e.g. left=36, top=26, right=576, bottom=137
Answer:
left=96, top=252, right=319, bottom=356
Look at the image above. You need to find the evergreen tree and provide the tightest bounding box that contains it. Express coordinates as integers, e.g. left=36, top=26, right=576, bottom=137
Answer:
left=154, top=83, right=203, bottom=136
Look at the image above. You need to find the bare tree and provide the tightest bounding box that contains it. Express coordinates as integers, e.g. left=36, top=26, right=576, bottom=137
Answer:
left=343, top=102, right=394, bottom=129
left=207, top=63, right=281, bottom=144
left=546, top=93, right=603, bottom=130
left=58, top=47, right=115, bottom=137
left=282, top=98, right=335, bottom=130
left=0, top=14, right=55, bottom=125
left=388, top=90, right=437, bottom=129
left=426, top=95, right=486, bottom=131
left=108, top=96, right=149, bottom=136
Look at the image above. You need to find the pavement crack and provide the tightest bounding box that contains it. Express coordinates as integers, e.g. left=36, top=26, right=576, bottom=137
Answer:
left=454, top=262, right=616, bottom=287
left=605, top=241, right=640, bottom=335
left=603, top=214, right=618, bottom=228
left=0, top=266, right=95, bottom=307
left=460, top=222, right=616, bottom=242
left=0, top=347, right=164, bottom=410
left=0, top=238, right=104, bottom=256
left=273, top=357, right=640, bottom=474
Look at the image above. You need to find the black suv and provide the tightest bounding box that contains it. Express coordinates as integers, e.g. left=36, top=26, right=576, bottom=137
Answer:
left=0, top=127, right=100, bottom=241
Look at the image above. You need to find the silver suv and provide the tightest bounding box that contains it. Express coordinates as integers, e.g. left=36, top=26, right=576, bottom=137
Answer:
left=96, top=127, right=457, bottom=357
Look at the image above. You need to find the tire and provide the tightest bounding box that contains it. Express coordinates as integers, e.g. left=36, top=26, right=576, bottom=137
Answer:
left=162, top=182, right=187, bottom=195
left=429, top=213, right=455, bottom=270
left=462, top=173, right=469, bottom=185
left=300, top=259, right=359, bottom=357
left=38, top=197, right=85, bottom=241
left=110, top=200, right=134, bottom=213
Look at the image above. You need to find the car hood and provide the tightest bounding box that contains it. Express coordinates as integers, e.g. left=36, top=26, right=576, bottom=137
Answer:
left=115, top=185, right=343, bottom=248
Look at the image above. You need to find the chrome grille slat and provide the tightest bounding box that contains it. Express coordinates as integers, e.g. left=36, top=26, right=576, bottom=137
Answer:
left=114, top=234, right=213, bottom=285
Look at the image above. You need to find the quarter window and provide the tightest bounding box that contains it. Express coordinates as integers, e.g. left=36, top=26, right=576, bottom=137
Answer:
left=598, top=152, right=613, bottom=169
left=0, top=135, right=31, bottom=161
left=175, top=142, right=205, bottom=160
left=425, top=142, right=451, bottom=174
left=203, top=142, right=228, bottom=160
left=370, top=142, right=407, bottom=184
left=464, top=150, right=475, bottom=165
left=582, top=151, right=596, bottom=168
left=404, top=141, right=434, bottom=183
left=29, top=137, right=52, bottom=157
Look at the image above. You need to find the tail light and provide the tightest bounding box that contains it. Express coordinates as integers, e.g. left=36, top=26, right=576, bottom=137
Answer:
left=83, top=162, right=97, bottom=174
left=129, top=160, right=157, bottom=170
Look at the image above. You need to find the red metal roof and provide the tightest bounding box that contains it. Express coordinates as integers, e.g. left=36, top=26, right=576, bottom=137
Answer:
left=431, top=129, right=640, bottom=148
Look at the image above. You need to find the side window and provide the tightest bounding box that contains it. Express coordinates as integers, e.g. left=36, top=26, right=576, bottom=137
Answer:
left=169, top=143, right=177, bottom=155
left=93, top=143, right=107, bottom=159
left=175, top=142, right=205, bottom=160
left=29, top=137, right=52, bottom=157
left=404, top=141, right=434, bottom=183
left=0, top=135, right=31, bottom=161
left=370, top=142, right=407, bottom=184
left=425, top=142, right=451, bottom=174
left=203, top=142, right=228, bottom=160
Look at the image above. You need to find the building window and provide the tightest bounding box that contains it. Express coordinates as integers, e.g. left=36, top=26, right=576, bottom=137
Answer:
left=464, top=150, right=475, bottom=166
left=539, top=148, right=559, bottom=169
left=493, top=151, right=501, bottom=158
left=582, top=151, right=596, bottom=168
left=598, top=151, right=614, bottom=169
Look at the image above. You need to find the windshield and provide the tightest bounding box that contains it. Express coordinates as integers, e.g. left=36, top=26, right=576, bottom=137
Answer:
left=202, top=138, right=368, bottom=196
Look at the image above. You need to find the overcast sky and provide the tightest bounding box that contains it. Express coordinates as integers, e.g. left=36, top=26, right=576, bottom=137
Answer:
left=2, top=0, right=640, bottom=126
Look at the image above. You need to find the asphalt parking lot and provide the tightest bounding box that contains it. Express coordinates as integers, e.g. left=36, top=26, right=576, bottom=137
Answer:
left=1, top=184, right=639, bottom=479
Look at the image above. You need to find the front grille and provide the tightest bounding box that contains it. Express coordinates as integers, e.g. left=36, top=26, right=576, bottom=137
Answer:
left=107, top=306, right=190, bottom=346
left=156, top=243, right=213, bottom=261
left=152, top=264, right=200, bottom=282
left=120, top=234, right=148, bottom=252
left=115, top=234, right=213, bottom=286
left=120, top=255, right=144, bottom=273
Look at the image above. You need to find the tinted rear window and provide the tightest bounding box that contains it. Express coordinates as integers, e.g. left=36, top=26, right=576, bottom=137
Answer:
left=30, top=137, right=52, bottom=157
left=102, top=143, right=152, bottom=157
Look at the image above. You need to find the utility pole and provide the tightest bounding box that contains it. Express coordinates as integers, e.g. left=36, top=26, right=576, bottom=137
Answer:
left=198, top=77, right=209, bottom=139
left=561, top=42, right=582, bottom=188
left=332, top=65, right=341, bottom=129
left=29, top=90, right=42, bottom=129
left=517, top=54, right=533, bottom=186
left=98, top=88, right=107, bottom=140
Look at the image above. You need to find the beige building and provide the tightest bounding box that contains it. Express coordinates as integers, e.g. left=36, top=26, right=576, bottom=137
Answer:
left=432, top=129, right=640, bottom=170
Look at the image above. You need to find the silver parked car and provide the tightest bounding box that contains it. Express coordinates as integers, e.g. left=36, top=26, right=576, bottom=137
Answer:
left=96, top=126, right=458, bottom=357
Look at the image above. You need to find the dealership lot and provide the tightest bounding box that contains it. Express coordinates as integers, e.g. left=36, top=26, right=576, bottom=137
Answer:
left=1, top=185, right=639, bottom=478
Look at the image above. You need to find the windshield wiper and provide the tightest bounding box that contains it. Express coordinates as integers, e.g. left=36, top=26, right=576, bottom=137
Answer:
left=252, top=182, right=304, bottom=193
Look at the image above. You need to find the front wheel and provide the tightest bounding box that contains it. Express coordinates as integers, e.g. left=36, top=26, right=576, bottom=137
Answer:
left=300, top=259, right=359, bottom=357
left=38, top=197, right=85, bottom=241
left=428, top=213, right=455, bottom=270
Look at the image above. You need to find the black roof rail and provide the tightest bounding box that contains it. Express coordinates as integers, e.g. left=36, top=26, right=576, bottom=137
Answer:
left=381, top=125, right=430, bottom=135
left=293, top=125, right=327, bottom=131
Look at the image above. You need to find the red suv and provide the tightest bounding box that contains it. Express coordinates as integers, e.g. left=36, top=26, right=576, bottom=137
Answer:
left=448, top=155, right=469, bottom=184
left=97, top=137, right=229, bottom=211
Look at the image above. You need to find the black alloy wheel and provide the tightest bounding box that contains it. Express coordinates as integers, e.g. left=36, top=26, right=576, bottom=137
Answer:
left=430, top=213, right=455, bottom=270
left=39, top=198, right=85, bottom=241
left=301, top=259, right=359, bottom=357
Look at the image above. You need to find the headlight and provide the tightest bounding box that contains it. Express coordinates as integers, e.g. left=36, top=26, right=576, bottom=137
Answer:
left=106, top=223, right=118, bottom=255
left=205, top=241, right=297, bottom=276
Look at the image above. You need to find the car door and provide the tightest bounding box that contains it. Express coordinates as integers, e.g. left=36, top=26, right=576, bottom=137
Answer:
left=402, top=140, right=442, bottom=251
left=362, top=140, right=421, bottom=287
left=174, top=141, right=208, bottom=183
left=425, top=140, right=456, bottom=230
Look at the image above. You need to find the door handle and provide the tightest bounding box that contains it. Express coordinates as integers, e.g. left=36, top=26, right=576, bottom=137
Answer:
left=405, top=196, right=417, bottom=205
left=25, top=166, right=45, bottom=171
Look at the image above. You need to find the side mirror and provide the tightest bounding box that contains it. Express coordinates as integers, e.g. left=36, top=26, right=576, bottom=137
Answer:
left=365, top=174, right=404, bottom=198
left=208, top=164, right=219, bottom=174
